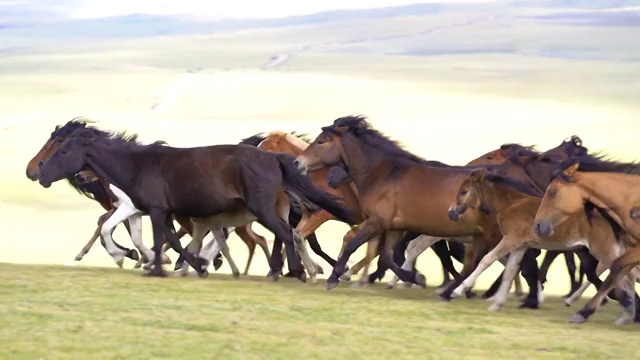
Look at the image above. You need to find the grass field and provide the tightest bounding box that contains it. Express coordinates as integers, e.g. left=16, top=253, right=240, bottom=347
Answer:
left=1, top=264, right=639, bottom=360
left=1, top=1, right=640, bottom=357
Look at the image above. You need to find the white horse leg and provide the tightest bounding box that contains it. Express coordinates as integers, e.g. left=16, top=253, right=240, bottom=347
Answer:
left=127, top=214, right=154, bottom=264
left=292, top=229, right=317, bottom=284
left=453, top=237, right=515, bottom=297
left=211, top=228, right=240, bottom=278
left=178, top=223, right=208, bottom=276
left=100, top=205, right=138, bottom=267
left=387, top=235, right=440, bottom=289
left=489, top=247, right=527, bottom=311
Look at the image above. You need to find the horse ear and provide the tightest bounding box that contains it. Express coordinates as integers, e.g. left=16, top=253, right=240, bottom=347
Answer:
left=470, top=169, right=486, bottom=181
left=563, top=162, right=580, bottom=177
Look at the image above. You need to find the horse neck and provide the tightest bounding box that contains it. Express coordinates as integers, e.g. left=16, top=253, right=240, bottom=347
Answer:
left=85, top=143, right=139, bottom=193
left=574, top=172, right=640, bottom=238
left=282, top=133, right=309, bottom=153
left=339, top=133, right=391, bottom=192
left=479, top=182, right=537, bottom=215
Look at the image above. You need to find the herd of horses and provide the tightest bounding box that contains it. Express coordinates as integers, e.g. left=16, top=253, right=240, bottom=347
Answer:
left=25, top=115, right=640, bottom=326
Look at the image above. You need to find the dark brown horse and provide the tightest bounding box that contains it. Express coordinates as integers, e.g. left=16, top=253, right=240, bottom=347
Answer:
left=37, top=127, right=357, bottom=279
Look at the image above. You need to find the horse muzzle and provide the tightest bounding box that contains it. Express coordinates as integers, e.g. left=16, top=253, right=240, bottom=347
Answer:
left=533, top=221, right=554, bottom=237
left=447, top=205, right=466, bottom=222
left=293, top=157, right=308, bottom=175
left=38, top=175, right=52, bottom=188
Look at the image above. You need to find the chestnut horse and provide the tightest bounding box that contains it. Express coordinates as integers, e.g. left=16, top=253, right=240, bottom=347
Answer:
left=260, top=129, right=532, bottom=292
left=534, top=157, right=640, bottom=324
left=294, top=116, right=542, bottom=307
left=448, top=168, right=637, bottom=324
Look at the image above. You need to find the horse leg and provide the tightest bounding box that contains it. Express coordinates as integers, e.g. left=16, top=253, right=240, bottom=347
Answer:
left=176, top=222, right=208, bottom=276
left=199, top=227, right=240, bottom=278
left=75, top=209, right=115, bottom=261
left=386, top=235, right=441, bottom=289
left=517, top=248, right=542, bottom=309
left=571, top=247, right=640, bottom=324
left=100, top=205, right=140, bottom=268
left=563, top=251, right=580, bottom=298
left=145, top=209, right=170, bottom=277
left=352, top=235, right=381, bottom=288
left=327, top=219, right=381, bottom=290
left=538, top=250, right=559, bottom=290
left=379, top=230, right=426, bottom=287
left=432, top=239, right=467, bottom=293
left=296, top=210, right=334, bottom=272
left=452, top=236, right=516, bottom=298
left=487, top=246, right=527, bottom=311
left=369, top=231, right=416, bottom=283
left=565, top=261, right=607, bottom=307
left=234, top=225, right=256, bottom=276
left=439, top=242, right=479, bottom=299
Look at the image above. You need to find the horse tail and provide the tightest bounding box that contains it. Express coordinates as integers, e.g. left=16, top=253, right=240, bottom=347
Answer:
left=274, top=153, right=357, bottom=225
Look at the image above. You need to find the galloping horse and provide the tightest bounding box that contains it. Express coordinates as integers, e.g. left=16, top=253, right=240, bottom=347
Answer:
left=293, top=116, right=542, bottom=307
left=37, top=127, right=356, bottom=280
left=534, top=157, right=640, bottom=324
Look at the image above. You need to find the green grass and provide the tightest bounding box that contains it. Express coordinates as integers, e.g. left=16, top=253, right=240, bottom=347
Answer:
left=0, top=263, right=638, bottom=360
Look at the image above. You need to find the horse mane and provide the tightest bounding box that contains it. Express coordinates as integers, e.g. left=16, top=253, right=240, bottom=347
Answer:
left=499, top=143, right=537, bottom=152
left=552, top=154, right=640, bottom=182
left=583, top=201, right=626, bottom=242
left=51, top=116, right=95, bottom=138
left=328, top=115, right=430, bottom=166
left=289, top=131, right=312, bottom=144
left=239, top=133, right=267, bottom=147
left=483, top=172, right=544, bottom=197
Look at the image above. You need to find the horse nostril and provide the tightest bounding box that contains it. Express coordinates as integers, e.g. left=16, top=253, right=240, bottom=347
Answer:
left=293, top=159, right=300, bottom=167
left=38, top=160, right=44, bottom=168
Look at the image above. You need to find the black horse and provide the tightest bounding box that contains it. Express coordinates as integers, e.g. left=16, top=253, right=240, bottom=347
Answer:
left=38, top=127, right=358, bottom=280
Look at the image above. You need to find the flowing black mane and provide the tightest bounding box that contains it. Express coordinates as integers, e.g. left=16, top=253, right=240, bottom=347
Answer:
left=552, top=154, right=640, bottom=182
left=239, top=133, right=267, bottom=147
left=51, top=116, right=94, bottom=138
left=483, top=172, right=544, bottom=197
left=327, top=115, right=431, bottom=166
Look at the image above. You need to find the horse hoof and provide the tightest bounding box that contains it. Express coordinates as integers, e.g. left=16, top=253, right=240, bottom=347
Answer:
left=133, top=262, right=142, bottom=270
left=488, top=303, right=502, bottom=312
left=297, top=272, right=307, bottom=283
left=385, top=283, right=395, bottom=290
left=414, top=273, right=427, bottom=289
left=564, top=300, right=572, bottom=307
left=174, top=262, right=185, bottom=271
left=283, top=271, right=297, bottom=278
left=213, top=258, right=223, bottom=270
left=465, top=290, right=478, bottom=299
left=569, top=314, right=587, bottom=324
left=326, top=279, right=339, bottom=290
left=198, top=270, right=209, bottom=279
left=143, top=268, right=167, bottom=277
left=518, top=300, right=539, bottom=310
left=115, top=258, right=124, bottom=268
left=162, top=257, right=172, bottom=265
left=439, top=294, right=452, bottom=302
left=232, top=272, right=240, bottom=279
left=404, top=282, right=413, bottom=289
left=74, top=256, right=82, bottom=261
left=316, top=266, right=324, bottom=275
left=126, top=249, right=140, bottom=261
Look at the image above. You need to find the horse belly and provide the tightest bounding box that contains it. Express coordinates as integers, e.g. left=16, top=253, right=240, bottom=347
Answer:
left=532, top=238, right=588, bottom=251
left=193, top=208, right=257, bottom=228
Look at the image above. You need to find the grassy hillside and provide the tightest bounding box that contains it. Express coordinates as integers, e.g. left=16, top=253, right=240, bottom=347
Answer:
left=1, top=264, right=639, bottom=360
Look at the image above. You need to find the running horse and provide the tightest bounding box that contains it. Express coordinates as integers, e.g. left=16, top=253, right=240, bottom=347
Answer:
left=36, top=127, right=357, bottom=279
left=293, top=115, right=542, bottom=304
left=534, top=156, right=640, bottom=324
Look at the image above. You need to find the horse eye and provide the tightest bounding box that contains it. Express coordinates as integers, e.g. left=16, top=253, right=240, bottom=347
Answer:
left=460, top=190, right=468, bottom=196
left=548, top=190, right=557, bottom=198
left=317, top=140, right=325, bottom=145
